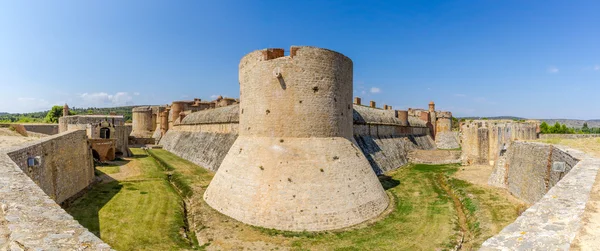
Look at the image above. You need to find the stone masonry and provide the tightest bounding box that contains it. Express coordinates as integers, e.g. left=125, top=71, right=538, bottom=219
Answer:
left=5, top=130, right=95, bottom=204
left=0, top=132, right=111, bottom=250
left=203, top=46, right=389, bottom=231
left=488, top=142, right=579, bottom=204
left=461, top=120, right=538, bottom=166
left=481, top=145, right=599, bottom=250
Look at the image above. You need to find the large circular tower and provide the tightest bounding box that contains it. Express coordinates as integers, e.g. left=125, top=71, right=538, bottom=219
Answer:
left=131, top=106, right=154, bottom=138
left=204, top=46, right=389, bottom=231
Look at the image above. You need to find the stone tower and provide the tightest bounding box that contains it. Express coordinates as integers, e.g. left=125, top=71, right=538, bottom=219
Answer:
left=428, top=101, right=435, bottom=112
left=63, top=103, right=69, bottom=117
left=204, top=46, right=389, bottom=231
left=160, top=110, right=169, bottom=136
left=435, top=111, right=453, bottom=134
left=170, top=101, right=187, bottom=125
left=131, top=106, right=154, bottom=138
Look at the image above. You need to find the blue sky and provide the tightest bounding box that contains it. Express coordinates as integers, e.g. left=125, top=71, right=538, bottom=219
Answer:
left=0, top=1, right=599, bottom=119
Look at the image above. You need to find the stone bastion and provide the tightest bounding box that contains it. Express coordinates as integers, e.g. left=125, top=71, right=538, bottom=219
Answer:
left=481, top=142, right=600, bottom=250
left=0, top=130, right=111, bottom=250
left=203, top=46, right=390, bottom=231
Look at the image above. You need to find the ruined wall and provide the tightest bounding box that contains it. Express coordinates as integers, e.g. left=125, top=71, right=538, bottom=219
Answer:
left=460, top=120, right=538, bottom=165
left=482, top=145, right=597, bottom=249
left=160, top=105, right=239, bottom=171
left=5, top=130, right=95, bottom=204
left=488, top=142, right=579, bottom=204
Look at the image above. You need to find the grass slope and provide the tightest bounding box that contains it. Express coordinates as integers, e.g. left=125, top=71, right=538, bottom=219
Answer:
left=66, top=149, right=524, bottom=251
left=66, top=148, right=194, bottom=251
left=143, top=151, right=524, bottom=251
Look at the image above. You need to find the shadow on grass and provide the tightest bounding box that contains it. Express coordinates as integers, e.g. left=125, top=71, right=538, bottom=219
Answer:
left=64, top=169, right=121, bottom=238
left=378, top=175, right=400, bottom=190
left=94, top=158, right=131, bottom=167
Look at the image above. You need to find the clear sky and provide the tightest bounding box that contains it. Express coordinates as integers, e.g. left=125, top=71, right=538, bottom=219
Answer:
left=1, top=1, right=599, bottom=119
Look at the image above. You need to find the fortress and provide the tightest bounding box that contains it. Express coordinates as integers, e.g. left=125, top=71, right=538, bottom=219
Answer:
left=134, top=46, right=458, bottom=231
left=2, top=46, right=599, bottom=250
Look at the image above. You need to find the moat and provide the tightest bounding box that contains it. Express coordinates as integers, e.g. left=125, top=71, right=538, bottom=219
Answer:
left=65, top=148, right=524, bottom=250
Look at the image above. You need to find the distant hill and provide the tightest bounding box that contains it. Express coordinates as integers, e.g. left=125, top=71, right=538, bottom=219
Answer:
left=458, top=116, right=527, bottom=121
left=0, top=112, right=7, bottom=115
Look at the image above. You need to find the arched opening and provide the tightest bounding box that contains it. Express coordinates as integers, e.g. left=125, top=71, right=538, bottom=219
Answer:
left=92, top=149, right=100, bottom=161
left=100, top=127, right=111, bottom=139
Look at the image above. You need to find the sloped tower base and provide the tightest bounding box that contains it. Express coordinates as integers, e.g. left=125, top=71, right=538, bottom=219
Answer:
left=204, top=136, right=389, bottom=231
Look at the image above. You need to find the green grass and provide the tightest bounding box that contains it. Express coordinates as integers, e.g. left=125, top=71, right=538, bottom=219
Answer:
left=186, top=163, right=523, bottom=250
left=250, top=164, right=463, bottom=250
left=147, top=149, right=213, bottom=198
left=96, top=165, right=120, bottom=174
left=66, top=148, right=196, bottom=251
left=67, top=150, right=524, bottom=251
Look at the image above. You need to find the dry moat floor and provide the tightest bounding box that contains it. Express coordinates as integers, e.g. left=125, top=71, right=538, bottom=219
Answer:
left=65, top=148, right=526, bottom=251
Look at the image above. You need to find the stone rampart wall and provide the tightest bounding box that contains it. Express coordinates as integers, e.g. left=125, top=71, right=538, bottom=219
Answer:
left=160, top=106, right=240, bottom=171
left=161, top=103, right=437, bottom=174
left=22, top=124, right=59, bottom=135
left=5, top=130, right=95, bottom=204
left=488, top=142, right=580, bottom=204
left=352, top=105, right=436, bottom=174
left=482, top=145, right=598, bottom=250
left=160, top=131, right=238, bottom=171
left=461, top=120, right=538, bottom=165
left=0, top=153, right=110, bottom=250
left=435, top=131, right=460, bottom=149
left=408, top=149, right=461, bottom=165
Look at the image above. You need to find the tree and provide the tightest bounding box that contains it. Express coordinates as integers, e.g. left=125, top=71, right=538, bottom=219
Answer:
left=561, top=124, right=569, bottom=134
left=44, top=106, right=74, bottom=123
left=540, top=122, right=549, bottom=134
left=582, top=122, right=590, bottom=133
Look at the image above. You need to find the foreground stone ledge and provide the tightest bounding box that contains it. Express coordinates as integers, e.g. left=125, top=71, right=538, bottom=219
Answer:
left=1, top=148, right=111, bottom=250
left=480, top=145, right=599, bottom=250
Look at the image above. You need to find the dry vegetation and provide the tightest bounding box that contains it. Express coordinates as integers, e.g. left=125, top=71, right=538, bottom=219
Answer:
left=535, top=137, right=600, bottom=157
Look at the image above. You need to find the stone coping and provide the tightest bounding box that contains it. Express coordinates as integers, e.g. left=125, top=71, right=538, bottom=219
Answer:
left=1, top=130, right=81, bottom=154
left=480, top=144, right=599, bottom=250
left=0, top=131, right=112, bottom=250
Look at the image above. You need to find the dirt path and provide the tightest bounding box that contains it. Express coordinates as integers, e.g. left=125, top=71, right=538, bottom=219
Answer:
left=452, top=165, right=493, bottom=187
left=98, top=160, right=142, bottom=183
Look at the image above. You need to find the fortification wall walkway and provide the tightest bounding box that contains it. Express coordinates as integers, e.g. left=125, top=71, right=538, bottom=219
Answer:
left=481, top=144, right=600, bottom=250
left=0, top=132, right=111, bottom=250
